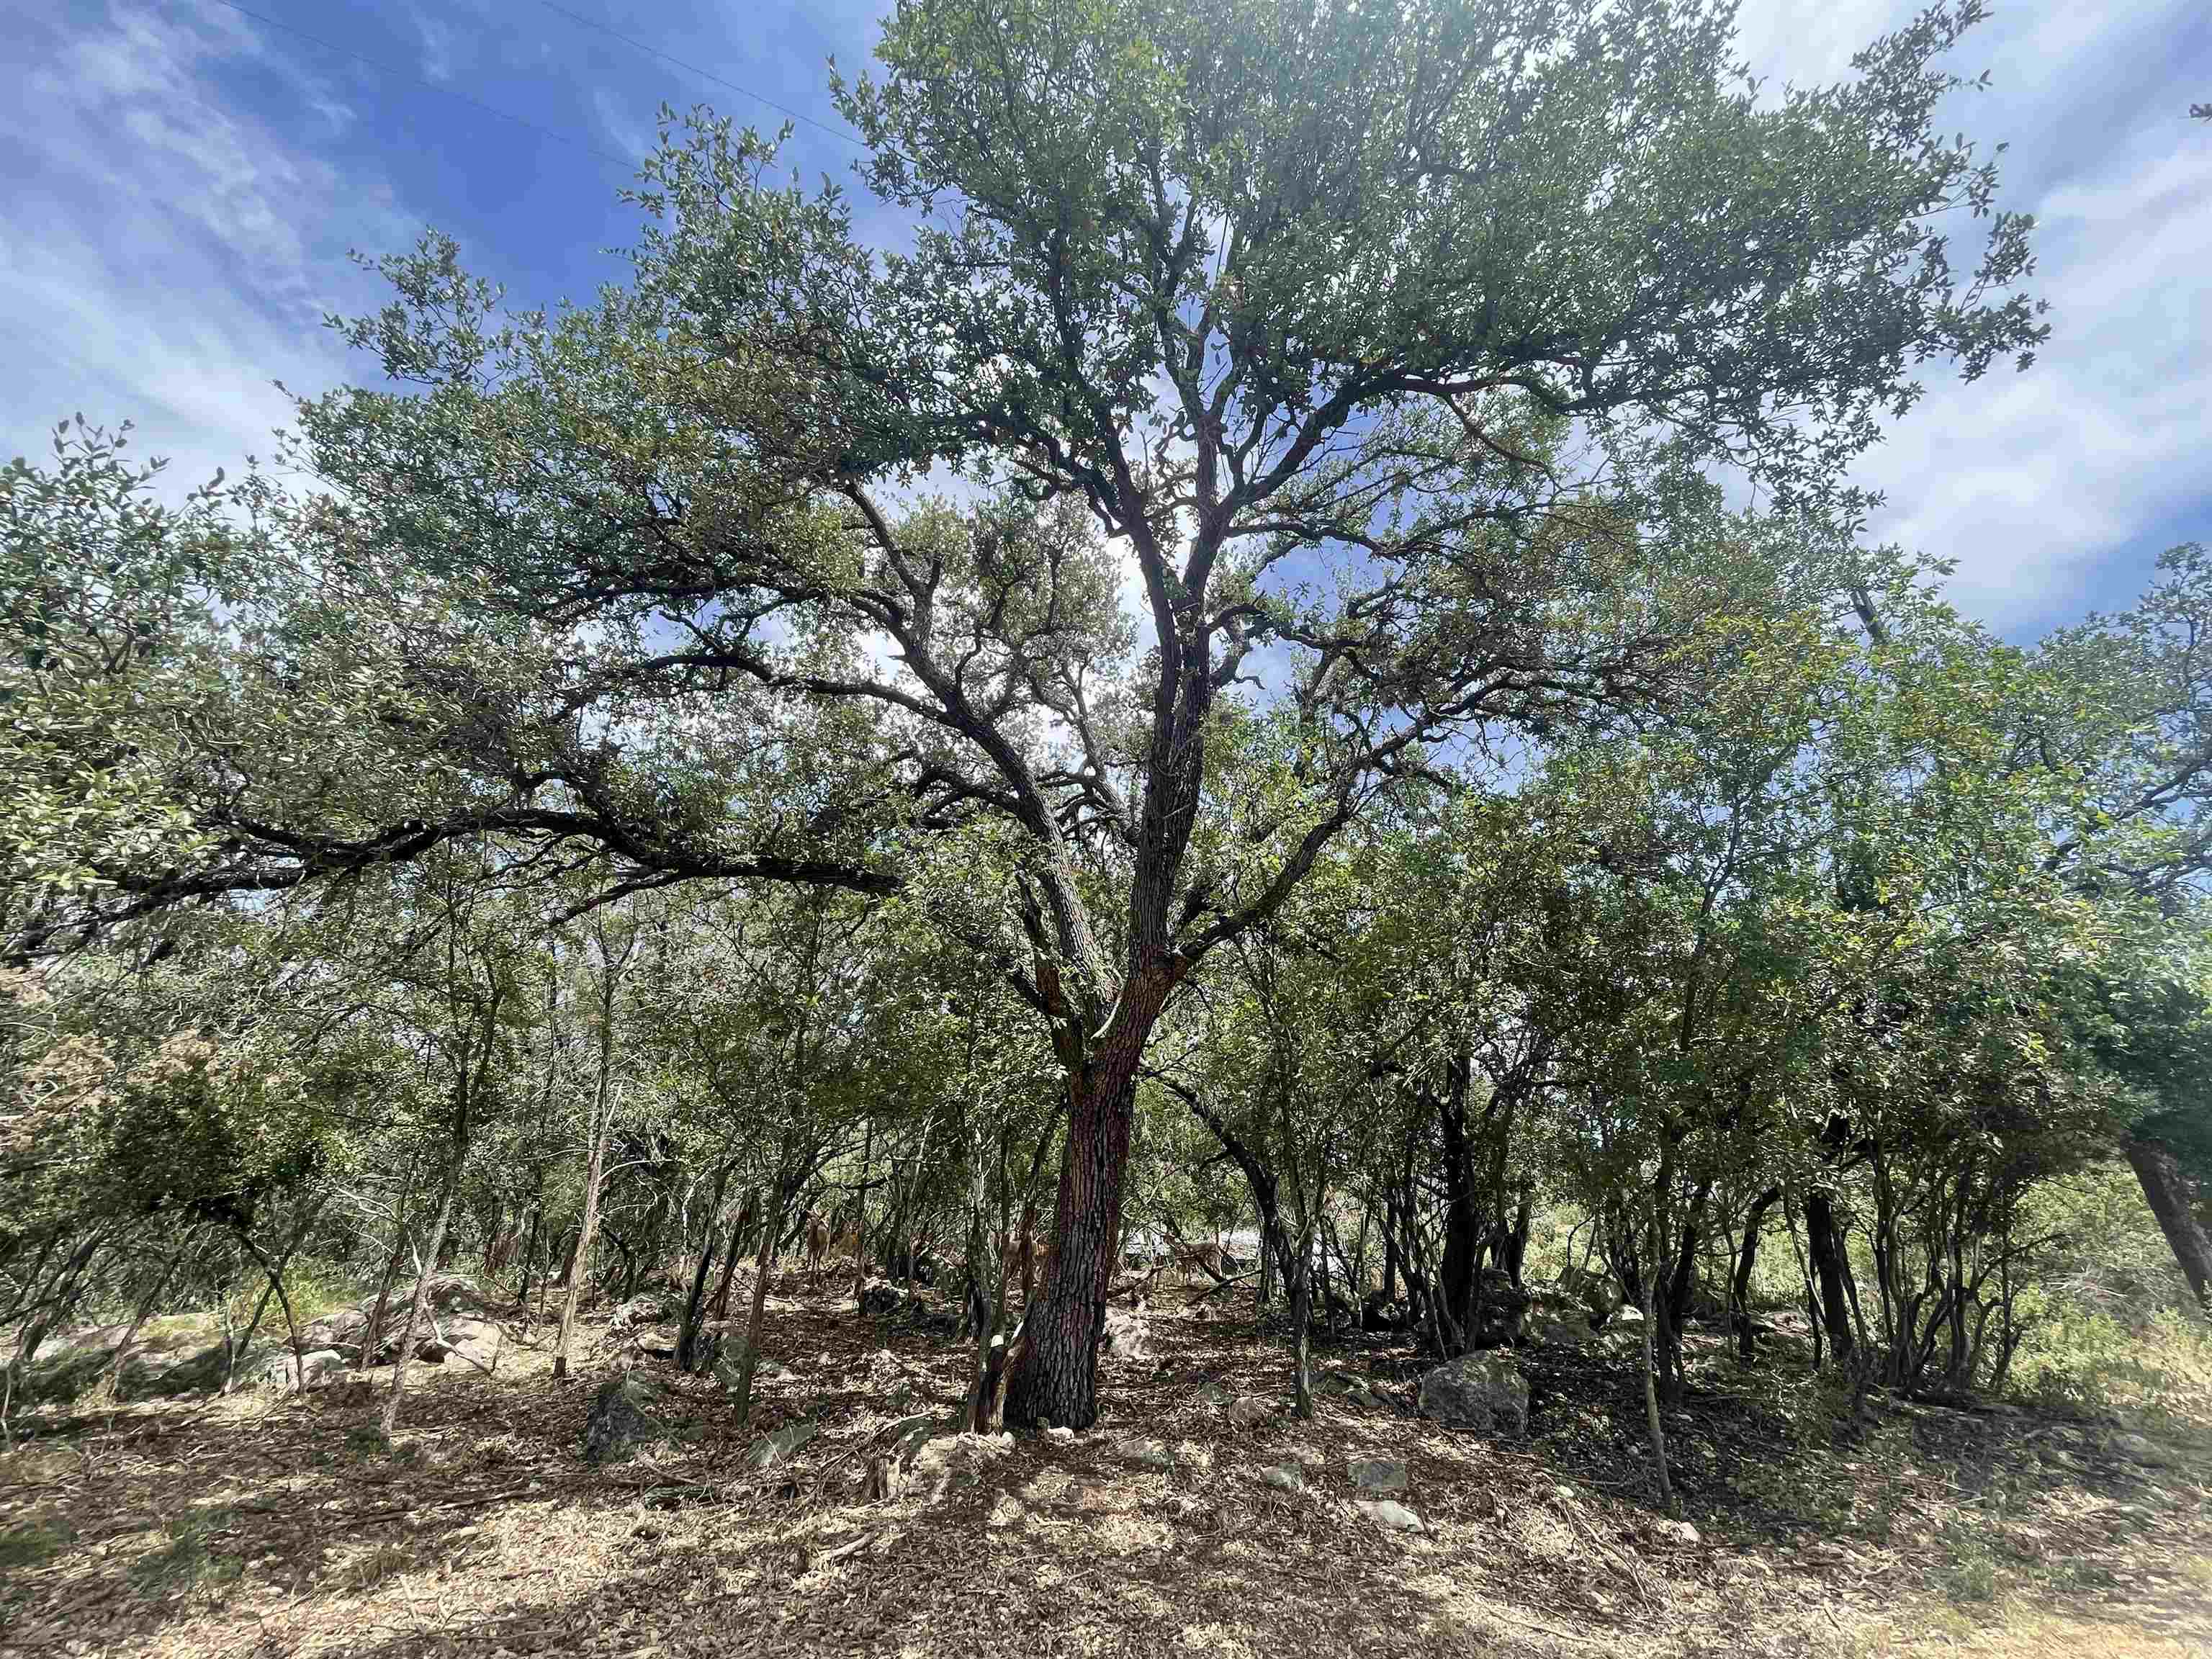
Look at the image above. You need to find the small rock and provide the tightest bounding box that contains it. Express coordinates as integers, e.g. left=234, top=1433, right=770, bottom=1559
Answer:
left=911, top=1431, right=1013, bottom=1497
left=1355, top=1498, right=1424, bottom=1532
left=888, top=1413, right=940, bottom=1462
left=1117, top=1436, right=1174, bottom=1469
left=1227, top=1395, right=1273, bottom=1429
left=583, top=1374, right=665, bottom=1466
left=1417, top=1352, right=1529, bottom=1437
left=1348, top=1456, right=1408, bottom=1493
left=742, top=1420, right=819, bottom=1472
left=1045, top=1425, right=1076, bottom=1444
left=2113, top=1432, right=2186, bottom=1470
left=1261, top=1464, right=1305, bottom=1494
left=1651, top=1519, right=1701, bottom=1549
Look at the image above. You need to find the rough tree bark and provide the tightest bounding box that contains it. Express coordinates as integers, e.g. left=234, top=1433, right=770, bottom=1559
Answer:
left=1004, top=968, right=1174, bottom=1429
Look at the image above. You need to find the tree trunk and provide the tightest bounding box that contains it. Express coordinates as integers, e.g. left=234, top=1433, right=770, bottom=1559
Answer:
left=1290, top=1228, right=1315, bottom=1420
left=1805, top=1189, right=1857, bottom=1364
left=678, top=1162, right=734, bottom=1371
left=235, top=1191, right=328, bottom=1387
left=105, top=1244, right=187, bottom=1403
left=1732, top=1186, right=1781, bottom=1362
left=1500, top=1185, right=1532, bottom=1289
left=360, top=1221, right=409, bottom=1378
left=1004, top=999, right=1161, bottom=1430
left=2126, top=1136, right=2212, bottom=1311
left=1379, top=1190, right=1401, bottom=1305
left=1436, top=1076, right=1483, bottom=1352
left=554, top=1082, right=619, bottom=1382
left=852, top=1117, right=873, bottom=1315
left=710, top=1194, right=755, bottom=1320
left=380, top=1176, right=458, bottom=1437
left=518, top=1201, right=541, bottom=1313
left=1640, top=1259, right=1675, bottom=1516
left=729, top=1186, right=787, bottom=1429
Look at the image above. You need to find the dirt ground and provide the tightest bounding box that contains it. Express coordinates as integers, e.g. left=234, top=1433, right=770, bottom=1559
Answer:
left=4, top=1277, right=2209, bottom=1658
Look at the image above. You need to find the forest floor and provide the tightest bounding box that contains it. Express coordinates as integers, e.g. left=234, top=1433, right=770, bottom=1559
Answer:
left=3, top=1276, right=2210, bottom=1658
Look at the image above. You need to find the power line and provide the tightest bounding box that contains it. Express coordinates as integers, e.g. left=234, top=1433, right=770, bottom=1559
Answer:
left=534, top=0, right=867, bottom=149
left=207, top=0, right=638, bottom=173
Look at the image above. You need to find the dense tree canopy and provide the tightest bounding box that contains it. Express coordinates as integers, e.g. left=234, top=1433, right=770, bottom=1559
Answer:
left=6, top=0, right=2208, bottom=1473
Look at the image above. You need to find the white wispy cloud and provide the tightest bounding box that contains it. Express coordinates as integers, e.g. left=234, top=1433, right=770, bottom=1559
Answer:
left=0, top=0, right=2201, bottom=644
left=0, top=2, right=413, bottom=493
left=1730, top=0, right=2211, bottom=632
left=413, top=12, right=457, bottom=83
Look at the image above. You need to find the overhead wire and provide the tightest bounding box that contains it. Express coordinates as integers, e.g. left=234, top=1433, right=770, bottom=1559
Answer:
left=205, top=0, right=639, bottom=174
left=532, top=0, right=868, bottom=149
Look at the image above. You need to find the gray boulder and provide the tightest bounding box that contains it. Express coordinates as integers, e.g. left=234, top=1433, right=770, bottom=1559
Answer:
left=583, top=1374, right=665, bottom=1466
left=1260, top=1464, right=1305, bottom=1494
left=1527, top=1309, right=1594, bottom=1348
left=1418, top=1352, right=1529, bottom=1437
left=256, top=1352, right=305, bottom=1392
left=418, top=1316, right=503, bottom=1371
left=1347, top=1455, right=1408, bottom=1493
left=859, top=1280, right=907, bottom=1318
left=301, top=1308, right=369, bottom=1350
left=608, top=1294, right=671, bottom=1331
left=2113, top=1431, right=2188, bottom=1470
left=1100, top=1307, right=1149, bottom=1362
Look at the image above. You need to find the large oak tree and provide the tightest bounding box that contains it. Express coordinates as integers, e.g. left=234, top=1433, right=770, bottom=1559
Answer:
left=47, top=0, right=2046, bottom=1424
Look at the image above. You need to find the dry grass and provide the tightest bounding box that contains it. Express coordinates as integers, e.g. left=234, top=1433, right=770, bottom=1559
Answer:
left=1, top=1278, right=2207, bottom=1657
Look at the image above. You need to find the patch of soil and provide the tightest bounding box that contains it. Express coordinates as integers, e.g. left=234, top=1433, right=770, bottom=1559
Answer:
left=2, top=1281, right=2207, bottom=1658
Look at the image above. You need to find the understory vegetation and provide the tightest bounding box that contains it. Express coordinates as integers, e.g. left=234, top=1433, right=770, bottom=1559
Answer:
left=4, top=0, right=2209, bottom=1652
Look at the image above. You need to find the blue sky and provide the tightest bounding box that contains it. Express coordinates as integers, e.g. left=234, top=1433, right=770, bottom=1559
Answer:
left=3, top=1, right=2206, bottom=642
